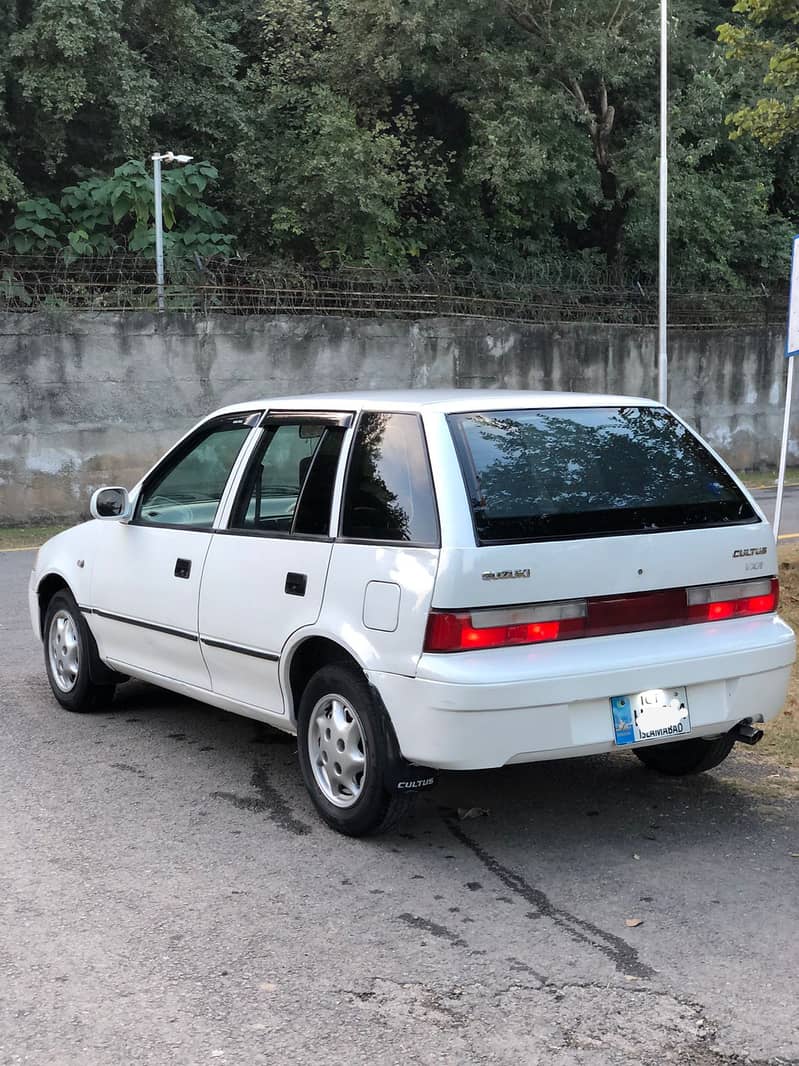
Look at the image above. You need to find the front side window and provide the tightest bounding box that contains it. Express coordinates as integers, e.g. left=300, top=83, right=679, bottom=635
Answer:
left=230, top=422, right=345, bottom=536
left=449, top=406, right=757, bottom=543
left=136, top=414, right=258, bottom=528
left=341, top=412, right=439, bottom=544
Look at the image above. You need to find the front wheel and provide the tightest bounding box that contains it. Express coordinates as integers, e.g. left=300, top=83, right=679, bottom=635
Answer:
left=633, top=733, right=735, bottom=776
left=43, top=591, right=116, bottom=712
left=297, top=664, right=415, bottom=836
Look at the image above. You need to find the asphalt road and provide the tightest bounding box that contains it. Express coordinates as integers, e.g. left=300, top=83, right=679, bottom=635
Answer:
left=1, top=548, right=798, bottom=1066
left=751, top=485, right=799, bottom=536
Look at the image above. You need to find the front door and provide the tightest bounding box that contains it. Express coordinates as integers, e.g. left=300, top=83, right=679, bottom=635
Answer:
left=198, top=413, right=350, bottom=714
left=90, top=412, right=259, bottom=688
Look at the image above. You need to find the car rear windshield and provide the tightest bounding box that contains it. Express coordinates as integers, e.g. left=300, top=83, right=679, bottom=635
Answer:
left=448, top=406, right=758, bottom=543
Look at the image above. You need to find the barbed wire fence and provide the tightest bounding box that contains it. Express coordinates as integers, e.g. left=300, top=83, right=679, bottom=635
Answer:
left=0, top=254, right=788, bottom=330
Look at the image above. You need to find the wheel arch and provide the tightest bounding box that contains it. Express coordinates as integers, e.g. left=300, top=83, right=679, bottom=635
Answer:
left=36, top=573, right=72, bottom=640
left=37, top=572, right=120, bottom=686
left=284, top=635, right=365, bottom=726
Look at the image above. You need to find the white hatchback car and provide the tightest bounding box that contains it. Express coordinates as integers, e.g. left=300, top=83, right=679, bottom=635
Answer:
left=30, top=390, right=795, bottom=834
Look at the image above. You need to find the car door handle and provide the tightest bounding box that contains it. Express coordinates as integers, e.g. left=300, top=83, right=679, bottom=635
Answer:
left=174, top=558, right=192, bottom=579
left=285, top=572, right=307, bottom=597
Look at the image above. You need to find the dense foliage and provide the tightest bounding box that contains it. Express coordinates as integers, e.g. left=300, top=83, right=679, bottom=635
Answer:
left=0, top=0, right=797, bottom=286
left=718, top=0, right=799, bottom=148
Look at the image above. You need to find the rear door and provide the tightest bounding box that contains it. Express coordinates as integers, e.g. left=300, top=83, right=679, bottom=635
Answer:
left=198, top=412, right=351, bottom=715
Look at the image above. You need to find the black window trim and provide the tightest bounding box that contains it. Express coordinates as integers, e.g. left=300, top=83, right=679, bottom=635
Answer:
left=450, top=519, right=761, bottom=548
left=258, top=409, right=353, bottom=428
left=213, top=526, right=334, bottom=544
left=130, top=410, right=263, bottom=530
left=447, top=404, right=760, bottom=547
left=225, top=412, right=352, bottom=540
left=290, top=424, right=345, bottom=537
left=336, top=409, right=442, bottom=549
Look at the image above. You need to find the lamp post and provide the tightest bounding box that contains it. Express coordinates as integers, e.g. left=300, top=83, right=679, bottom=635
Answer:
left=658, top=0, right=668, bottom=405
left=151, top=151, right=193, bottom=312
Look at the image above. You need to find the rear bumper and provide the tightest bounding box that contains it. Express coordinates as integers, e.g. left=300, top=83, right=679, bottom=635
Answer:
left=370, top=616, right=796, bottom=770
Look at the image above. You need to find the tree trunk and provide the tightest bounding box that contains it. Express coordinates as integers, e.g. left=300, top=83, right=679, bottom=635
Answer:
left=568, top=77, right=630, bottom=272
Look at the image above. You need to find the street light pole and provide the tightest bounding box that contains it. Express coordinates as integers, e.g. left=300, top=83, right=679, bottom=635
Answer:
left=151, top=151, right=193, bottom=314
left=152, top=153, right=165, bottom=312
left=658, top=0, right=668, bottom=405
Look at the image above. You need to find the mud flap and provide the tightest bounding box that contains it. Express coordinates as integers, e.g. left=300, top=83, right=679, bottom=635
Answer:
left=368, top=681, right=437, bottom=793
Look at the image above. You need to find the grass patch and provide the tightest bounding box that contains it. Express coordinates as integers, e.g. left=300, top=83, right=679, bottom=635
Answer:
left=0, top=524, right=70, bottom=550
left=736, top=467, right=799, bottom=490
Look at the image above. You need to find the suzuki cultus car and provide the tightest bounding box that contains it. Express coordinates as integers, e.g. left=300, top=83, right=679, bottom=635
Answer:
left=30, top=391, right=795, bottom=834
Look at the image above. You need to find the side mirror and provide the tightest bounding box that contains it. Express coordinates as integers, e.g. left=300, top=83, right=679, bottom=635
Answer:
left=90, top=486, right=133, bottom=522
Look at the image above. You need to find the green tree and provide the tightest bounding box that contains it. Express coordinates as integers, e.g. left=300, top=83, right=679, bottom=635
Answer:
left=313, top=0, right=793, bottom=282
left=0, top=0, right=795, bottom=284
left=228, top=0, right=453, bottom=266
left=497, top=1, right=659, bottom=270
left=6, top=0, right=155, bottom=179
left=289, top=0, right=651, bottom=273
left=0, top=0, right=246, bottom=200
left=624, top=45, right=796, bottom=287
left=718, top=0, right=799, bottom=148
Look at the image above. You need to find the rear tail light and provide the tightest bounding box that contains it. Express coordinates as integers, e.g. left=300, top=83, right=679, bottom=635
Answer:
left=686, top=577, right=779, bottom=622
left=424, top=576, right=779, bottom=653
left=424, top=600, right=587, bottom=652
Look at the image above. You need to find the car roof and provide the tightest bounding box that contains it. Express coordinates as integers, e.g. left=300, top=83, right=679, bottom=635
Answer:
left=214, top=388, right=659, bottom=417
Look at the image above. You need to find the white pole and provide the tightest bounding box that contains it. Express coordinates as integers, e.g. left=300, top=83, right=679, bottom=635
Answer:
left=657, top=0, right=668, bottom=405
left=776, top=236, right=799, bottom=537
left=152, top=153, right=165, bottom=313
left=774, top=357, right=794, bottom=538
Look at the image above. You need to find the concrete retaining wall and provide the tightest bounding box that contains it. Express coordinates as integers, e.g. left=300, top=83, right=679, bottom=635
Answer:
left=0, top=311, right=792, bottom=524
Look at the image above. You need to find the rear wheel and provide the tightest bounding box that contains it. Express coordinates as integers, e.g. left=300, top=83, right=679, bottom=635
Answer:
left=633, top=733, right=735, bottom=776
left=297, top=663, right=415, bottom=836
left=43, top=591, right=116, bottom=712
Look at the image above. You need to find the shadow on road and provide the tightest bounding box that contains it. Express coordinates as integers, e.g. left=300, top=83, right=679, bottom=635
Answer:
left=105, top=678, right=792, bottom=858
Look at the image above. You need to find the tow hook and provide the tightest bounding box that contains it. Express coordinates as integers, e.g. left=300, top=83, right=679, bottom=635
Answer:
left=732, top=719, right=764, bottom=746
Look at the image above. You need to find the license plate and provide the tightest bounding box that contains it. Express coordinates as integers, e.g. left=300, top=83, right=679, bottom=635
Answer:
left=610, top=687, right=691, bottom=746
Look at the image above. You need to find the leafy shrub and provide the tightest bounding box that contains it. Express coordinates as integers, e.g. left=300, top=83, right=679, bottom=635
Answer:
left=4, top=159, right=235, bottom=260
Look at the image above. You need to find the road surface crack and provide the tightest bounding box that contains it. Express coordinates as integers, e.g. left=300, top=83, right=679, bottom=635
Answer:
left=445, top=813, right=655, bottom=979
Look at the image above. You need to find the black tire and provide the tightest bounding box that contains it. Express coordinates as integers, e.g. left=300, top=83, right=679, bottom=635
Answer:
left=297, top=663, right=415, bottom=836
left=633, top=733, right=735, bottom=776
left=43, top=590, right=116, bottom=713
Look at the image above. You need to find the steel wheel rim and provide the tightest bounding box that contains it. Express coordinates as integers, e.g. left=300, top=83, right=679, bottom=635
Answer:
left=48, top=609, right=80, bottom=693
left=308, top=692, right=367, bottom=808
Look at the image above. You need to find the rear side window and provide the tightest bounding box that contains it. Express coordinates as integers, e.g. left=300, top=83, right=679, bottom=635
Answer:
left=230, top=422, right=344, bottom=536
left=448, top=406, right=758, bottom=544
left=341, top=412, right=439, bottom=545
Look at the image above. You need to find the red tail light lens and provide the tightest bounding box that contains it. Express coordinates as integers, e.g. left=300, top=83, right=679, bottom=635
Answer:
left=424, top=577, right=779, bottom=653
left=424, top=612, right=584, bottom=652
left=686, top=577, right=779, bottom=622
